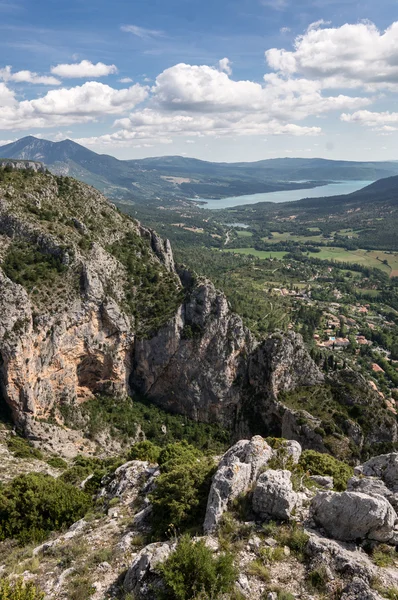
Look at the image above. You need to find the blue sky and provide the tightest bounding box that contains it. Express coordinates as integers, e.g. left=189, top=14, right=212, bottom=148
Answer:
left=1, top=0, right=398, bottom=161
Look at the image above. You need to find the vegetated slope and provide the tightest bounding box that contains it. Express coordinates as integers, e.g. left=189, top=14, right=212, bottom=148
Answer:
left=2, top=136, right=398, bottom=202
left=0, top=165, right=395, bottom=463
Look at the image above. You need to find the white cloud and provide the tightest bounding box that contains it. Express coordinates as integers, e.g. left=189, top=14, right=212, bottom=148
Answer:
left=266, top=20, right=398, bottom=90
left=0, top=139, right=14, bottom=146
left=0, top=81, right=148, bottom=130
left=121, top=24, right=164, bottom=39
left=341, top=110, right=398, bottom=130
left=0, top=66, right=60, bottom=85
left=51, top=60, right=118, bottom=78
left=119, top=77, right=133, bottom=83
left=280, top=27, right=291, bottom=34
left=218, top=58, right=232, bottom=75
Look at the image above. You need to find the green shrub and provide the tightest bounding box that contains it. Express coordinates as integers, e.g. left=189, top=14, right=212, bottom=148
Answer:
left=47, top=456, right=68, bottom=470
left=0, top=577, right=45, bottom=599
left=159, top=535, right=237, bottom=600
left=7, top=437, right=43, bottom=461
left=0, top=473, right=90, bottom=543
left=158, top=441, right=203, bottom=471
left=299, top=450, right=353, bottom=491
left=3, top=242, right=66, bottom=290
left=129, top=440, right=161, bottom=463
left=150, top=442, right=215, bottom=537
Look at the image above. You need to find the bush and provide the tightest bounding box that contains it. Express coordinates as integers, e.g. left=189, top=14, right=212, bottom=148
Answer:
left=129, top=440, right=161, bottom=463
left=0, top=577, right=44, bottom=599
left=7, top=437, right=43, bottom=461
left=158, top=441, right=203, bottom=471
left=0, top=473, right=90, bottom=543
left=47, top=456, right=68, bottom=470
left=150, top=442, right=215, bottom=537
left=159, top=535, right=237, bottom=600
left=298, top=450, right=353, bottom=491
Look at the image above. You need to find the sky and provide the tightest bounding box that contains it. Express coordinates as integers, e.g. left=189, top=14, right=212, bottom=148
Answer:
left=1, top=0, right=398, bottom=162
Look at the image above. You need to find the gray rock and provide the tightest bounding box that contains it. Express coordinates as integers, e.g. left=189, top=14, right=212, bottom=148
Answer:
left=347, top=476, right=393, bottom=499
left=252, top=469, right=298, bottom=521
left=284, top=439, right=302, bottom=464
left=203, top=436, right=273, bottom=533
left=340, top=577, right=384, bottom=600
left=124, top=542, right=174, bottom=599
left=310, top=475, right=334, bottom=489
left=306, top=530, right=377, bottom=583
left=357, top=453, right=398, bottom=492
left=310, top=491, right=397, bottom=542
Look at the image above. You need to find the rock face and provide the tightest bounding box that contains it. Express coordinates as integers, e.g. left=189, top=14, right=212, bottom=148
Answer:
left=131, top=279, right=256, bottom=426
left=252, top=469, right=298, bottom=521
left=310, top=491, right=397, bottom=542
left=203, top=436, right=273, bottom=533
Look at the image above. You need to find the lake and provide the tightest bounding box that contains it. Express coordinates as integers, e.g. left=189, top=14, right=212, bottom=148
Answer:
left=197, top=180, right=374, bottom=210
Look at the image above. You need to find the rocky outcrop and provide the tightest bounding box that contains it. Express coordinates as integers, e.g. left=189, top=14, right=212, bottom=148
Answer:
left=203, top=436, right=273, bottom=532
left=123, top=542, right=174, bottom=599
left=0, top=159, right=46, bottom=173
left=310, top=490, right=398, bottom=543
left=131, top=279, right=256, bottom=426
left=252, top=469, right=298, bottom=521
left=356, top=452, right=398, bottom=492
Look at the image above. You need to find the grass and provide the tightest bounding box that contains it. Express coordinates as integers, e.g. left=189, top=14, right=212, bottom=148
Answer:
left=236, top=230, right=253, bottom=238
left=224, top=248, right=288, bottom=260
left=246, top=560, right=271, bottom=582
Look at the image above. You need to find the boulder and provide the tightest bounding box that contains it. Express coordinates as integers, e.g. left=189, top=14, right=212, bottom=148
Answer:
left=203, top=436, right=273, bottom=533
left=310, top=491, right=397, bottom=542
left=356, top=453, right=398, bottom=492
left=124, top=542, right=174, bottom=599
left=306, top=530, right=377, bottom=582
left=252, top=469, right=298, bottom=521
left=340, top=577, right=384, bottom=600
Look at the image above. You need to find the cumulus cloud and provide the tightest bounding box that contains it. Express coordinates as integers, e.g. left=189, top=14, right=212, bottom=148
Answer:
left=0, top=81, right=148, bottom=130
left=341, top=110, right=398, bottom=131
left=119, top=77, right=133, bottom=83
left=121, top=24, right=164, bottom=38
left=51, top=60, right=118, bottom=78
left=0, top=66, right=60, bottom=85
left=266, top=20, right=398, bottom=90
left=218, top=58, right=232, bottom=75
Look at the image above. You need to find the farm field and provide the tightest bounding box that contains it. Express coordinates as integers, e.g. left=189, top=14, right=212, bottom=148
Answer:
left=223, top=248, right=288, bottom=260
left=236, top=230, right=253, bottom=237
left=224, top=246, right=398, bottom=276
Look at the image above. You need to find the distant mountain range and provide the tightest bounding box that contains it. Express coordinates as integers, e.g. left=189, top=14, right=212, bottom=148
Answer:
left=1, top=136, right=398, bottom=203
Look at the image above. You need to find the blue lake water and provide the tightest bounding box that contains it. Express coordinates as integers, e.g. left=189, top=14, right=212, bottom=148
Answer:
left=197, top=180, right=374, bottom=210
